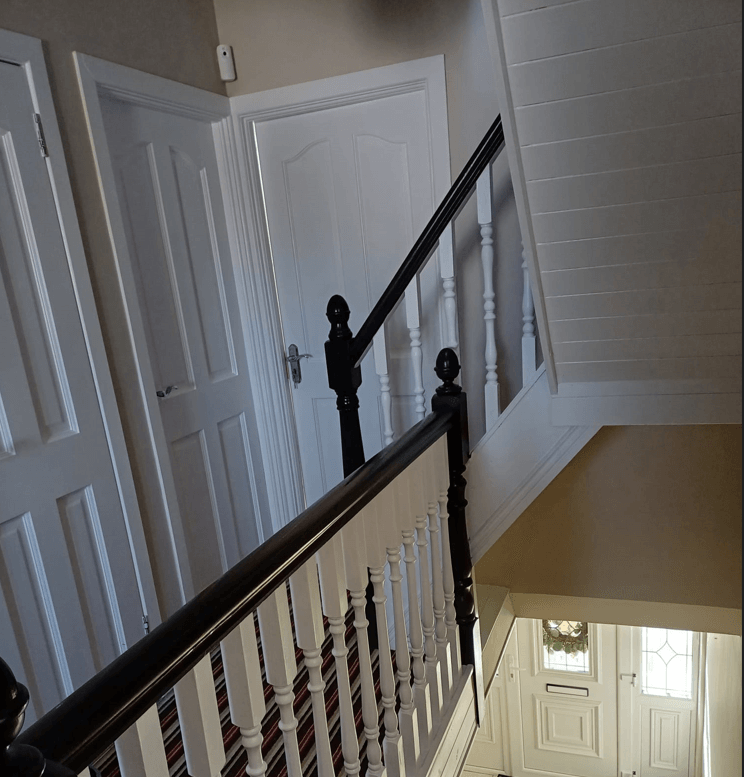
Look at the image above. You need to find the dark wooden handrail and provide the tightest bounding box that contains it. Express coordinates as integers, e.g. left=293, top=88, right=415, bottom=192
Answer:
left=15, top=406, right=456, bottom=773
left=350, top=115, right=505, bottom=366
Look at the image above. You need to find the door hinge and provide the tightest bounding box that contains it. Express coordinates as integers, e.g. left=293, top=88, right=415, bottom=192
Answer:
left=34, top=113, right=49, bottom=158
left=143, top=615, right=150, bottom=634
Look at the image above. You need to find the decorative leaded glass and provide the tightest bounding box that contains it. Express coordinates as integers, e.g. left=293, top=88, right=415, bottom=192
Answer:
left=641, top=627, right=694, bottom=699
left=542, top=620, right=590, bottom=673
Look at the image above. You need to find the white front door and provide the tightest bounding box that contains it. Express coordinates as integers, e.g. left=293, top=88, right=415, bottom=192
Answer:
left=97, top=91, right=269, bottom=602
left=508, top=619, right=619, bottom=777
left=0, top=59, right=146, bottom=722
left=619, top=627, right=701, bottom=777
left=239, top=60, right=450, bottom=505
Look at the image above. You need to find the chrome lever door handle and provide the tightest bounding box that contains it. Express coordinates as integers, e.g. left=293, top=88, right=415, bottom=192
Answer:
left=286, top=344, right=312, bottom=388
left=156, top=385, right=178, bottom=398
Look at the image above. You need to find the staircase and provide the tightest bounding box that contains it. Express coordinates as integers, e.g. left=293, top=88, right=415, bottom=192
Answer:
left=2, top=114, right=599, bottom=777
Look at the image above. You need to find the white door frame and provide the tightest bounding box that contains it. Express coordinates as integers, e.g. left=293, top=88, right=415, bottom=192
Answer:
left=74, top=53, right=307, bottom=605
left=0, top=29, right=159, bottom=626
left=230, top=56, right=452, bottom=506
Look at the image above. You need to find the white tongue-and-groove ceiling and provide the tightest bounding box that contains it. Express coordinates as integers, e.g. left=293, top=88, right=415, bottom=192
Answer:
left=493, top=0, right=742, bottom=424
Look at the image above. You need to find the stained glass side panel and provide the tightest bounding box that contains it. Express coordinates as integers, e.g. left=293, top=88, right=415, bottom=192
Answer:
left=641, top=627, right=694, bottom=699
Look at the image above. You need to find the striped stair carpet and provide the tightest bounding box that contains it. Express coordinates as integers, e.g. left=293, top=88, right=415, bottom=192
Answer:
left=93, top=603, right=392, bottom=777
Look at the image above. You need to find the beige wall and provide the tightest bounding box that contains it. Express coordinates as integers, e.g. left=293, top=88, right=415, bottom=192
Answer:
left=476, top=425, right=743, bottom=612
left=214, top=0, right=527, bottom=435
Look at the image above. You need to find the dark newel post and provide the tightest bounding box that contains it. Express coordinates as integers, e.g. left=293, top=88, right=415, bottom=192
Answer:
left=325, top=295, right=366, bottom=475
left=325, top=295, right=378, bottom=648
left=0, top=657, right=75, bottom=777
left=431, top=348, right=486, bottom=726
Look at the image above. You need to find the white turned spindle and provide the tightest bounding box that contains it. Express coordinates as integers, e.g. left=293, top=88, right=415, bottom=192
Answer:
left=316, top=535, right=361, bottom=777
left=403, top=461, right=432, bottom=746
left=435, top=437, right=461, bottom=682
left=373, top=331, right=394, bottom=446
left=405, top=276, right=426, bottom=421
left=477, top=166, right=500, bottom=427
left=439, top=223, right=459, bottom=349
left=412, top=460, right=444, bottom=726
left=174, top=655, right=226, bottom=777
left=115, top=705, right=169, bottom=777
left=341, top=512, right=384, bottom=777
left=221, top=617, right=268, bottom=777
left=391, top=478, right=420, bottom=775
left=366, top=491, right=404, bottom=777
left=257, top=590, right=302, bottom=777
left=290, top=562, right=335, bottom=777
left=424, top=445, right=451, bottom=700
left=521, top=244, right=537, bottom=387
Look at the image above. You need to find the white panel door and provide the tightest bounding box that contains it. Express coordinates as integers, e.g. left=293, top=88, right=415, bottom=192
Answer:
left=0, top=61, right=146, bottom=722
left=99, top=94, right=268, bottom=598
left=253, top=86, right=443, bottom=505
left=510, top=619, right=618, bottom=777
left=627, top=627, right=701, bottom=777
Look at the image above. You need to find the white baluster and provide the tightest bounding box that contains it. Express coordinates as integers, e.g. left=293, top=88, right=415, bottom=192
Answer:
left=341, top=511, right=384, bottom=777
left=439, top=223, right=459, bottom=349
left=221, top=616, right=268, bottom=777
left=403, top=460, right=432, bottom=746
left=413, top=461, right=444, bottom=727
left=391, top=477, right=420, bottom=774
left=174, top=655, right=226, bottom=777
left=257, top=590, right=302, bottom=777
left=374, top=331, right=394, bottom=446
left=521, top=243, right=537, bottom=387
left=477, top=166, right=500, bottom=427
left=367, top=491, right=405, bottom=777
left=406, top=276, right=426, bottom=422
left=115, top=705, right=169, bottom=777
left=316, top=535, right=361, bottom=777
left=424, top=445, right=451, bottom=701
left=290, top=561, right=335, bottom=777
left=435, top=437, right=461, bottom=682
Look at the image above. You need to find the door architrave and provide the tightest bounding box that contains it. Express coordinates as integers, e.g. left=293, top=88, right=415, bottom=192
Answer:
left=0, top=28, right=159, bottom=627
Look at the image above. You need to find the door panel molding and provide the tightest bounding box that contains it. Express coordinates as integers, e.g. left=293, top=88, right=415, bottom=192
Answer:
left=0, top=29, right=158, bottom=627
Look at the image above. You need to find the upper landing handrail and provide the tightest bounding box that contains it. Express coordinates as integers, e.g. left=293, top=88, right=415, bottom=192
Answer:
left=16, top=405, right=457, bottom=773
left=350, top=115, right=505, bottom=366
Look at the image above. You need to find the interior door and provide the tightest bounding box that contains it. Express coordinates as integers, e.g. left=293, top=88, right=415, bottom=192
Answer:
left=99, top=93, right=270, bottom=600
left=0, top=60, right=146, bottom=722
left=252, top=83, right=445, bottom=505
left=510, top=619, right=619, bottom=777
left=626, top=627, right=701, bottom=777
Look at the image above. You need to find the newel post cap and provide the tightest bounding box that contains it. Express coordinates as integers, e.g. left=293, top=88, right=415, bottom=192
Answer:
left=435, top=348, right=462, bottom=395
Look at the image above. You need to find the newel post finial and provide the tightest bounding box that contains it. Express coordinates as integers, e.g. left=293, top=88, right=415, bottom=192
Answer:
left=326, top=294, right=353, bottom=342
left=0, top=657, right=43, bottom=777
left=435, top=348, right=461, bottom=396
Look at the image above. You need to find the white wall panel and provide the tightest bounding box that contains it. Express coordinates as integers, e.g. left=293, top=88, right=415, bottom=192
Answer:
left=508, top=23, right=742, bottom=105
left=528, top=155, right=742, bottom=213
left=501, top=0, right=742, bottom=64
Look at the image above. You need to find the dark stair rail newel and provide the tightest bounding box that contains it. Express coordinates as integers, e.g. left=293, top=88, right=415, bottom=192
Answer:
left=432, top=349, right=486, bottom=726
left=0, top=658, right=74, bottom=777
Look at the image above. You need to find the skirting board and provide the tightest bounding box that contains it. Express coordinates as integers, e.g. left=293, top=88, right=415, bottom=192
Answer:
left=417, top=667, right=477, bottom=777
left=468, top=368, right=600, bottom=563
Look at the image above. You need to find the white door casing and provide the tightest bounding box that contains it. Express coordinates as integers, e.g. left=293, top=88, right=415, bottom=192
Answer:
left=506, top=619, right=619, bottom=777
left=0, top=30, right=157, bottom=723
left=75, top=54, right=279, bottom=615
left=232, top=57, right=451, bottom=505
